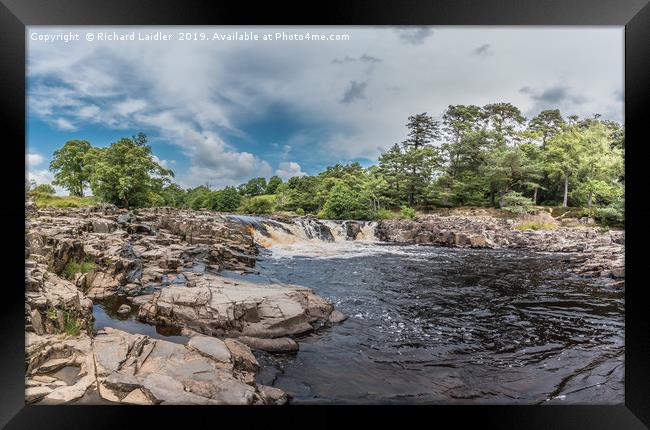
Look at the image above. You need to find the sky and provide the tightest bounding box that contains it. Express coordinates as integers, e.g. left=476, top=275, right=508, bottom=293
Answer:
left=26, top=26, right=624, bottom=193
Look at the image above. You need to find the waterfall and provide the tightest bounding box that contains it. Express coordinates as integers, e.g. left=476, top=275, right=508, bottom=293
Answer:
left=222, top=214, right=378, bottom=253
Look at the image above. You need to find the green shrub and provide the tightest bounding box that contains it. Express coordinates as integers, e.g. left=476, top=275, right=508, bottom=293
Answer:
left=45, top=307, right=58, bottom=322
left=34, top=194, right=98, bottom=208
left=501, top=191, right=535, bottom=214
left=400, top=205, right=416, bottom=220
left=63, top=312, right=81, bottom=336
left=376, top=208, right=395, bottom=220
left=295, top=208, right=305, bottom=216
left=238, top=195, right=275, bottom=214
left=63, top=258, right=95, bottom=280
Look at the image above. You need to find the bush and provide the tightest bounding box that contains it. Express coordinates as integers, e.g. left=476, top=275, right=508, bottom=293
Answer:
left=63, top=258, right=95, bottom=280
left=64, top=312, right=81, bottom=336
left=594, top=206, right=624, bottom=227
left=400, top=205, right=416, bottom=220
left=239, top=195, right=275, bottom=214
left=501, top=191, right=535, bottom=214
left=27, top=183, right=55, bottom=197
left=376, top=208, right=395, bottom=220
left=34, top=194, right=98, bottom=208
left=295, top=208, right=305, bottom=216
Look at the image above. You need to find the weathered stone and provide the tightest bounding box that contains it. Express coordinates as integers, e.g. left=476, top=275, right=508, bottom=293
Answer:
left=328, top=310, right=347, bottom=324
left=117, top=304, right=131, bottom=315
left=25, top=386, right=53, bottom=403
left=188, top=335, right=231, bottom=363
left=257, top=385, right=288, bottom=405
left=237, top=336, right=299, bottom=353
left=224, top=338, right=259, bottom=372
left=122, top=388, right=154, bottom=405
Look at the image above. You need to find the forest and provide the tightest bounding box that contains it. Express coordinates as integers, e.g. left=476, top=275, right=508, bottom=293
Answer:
left=28, top=102, right=625, bottom=226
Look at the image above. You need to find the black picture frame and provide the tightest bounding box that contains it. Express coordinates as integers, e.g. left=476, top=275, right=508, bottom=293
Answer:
left=2, top=0, right=648, bottom=428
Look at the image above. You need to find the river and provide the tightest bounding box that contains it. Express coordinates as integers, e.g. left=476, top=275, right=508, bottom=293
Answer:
left=93, top=218, right=624, bottom=404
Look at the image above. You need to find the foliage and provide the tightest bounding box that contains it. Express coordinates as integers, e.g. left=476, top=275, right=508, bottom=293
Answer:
left=64, top=312, right=81, bottom=336
left=239, top=195, right=275, bottom=214
left=34, top=194, right=98, bottom=208
left=63, top=258, right=95, bottom=280
left=43, top=106, right=624, bottom=224
left=27, top=183, right=56, bottom=196
left=400, top=205, right=416, bottom=219
left=49, top=140, right=92, bottom=197
left=500, top=191, right=535, bottom=214
left=86, top=133, right=173, bottom=208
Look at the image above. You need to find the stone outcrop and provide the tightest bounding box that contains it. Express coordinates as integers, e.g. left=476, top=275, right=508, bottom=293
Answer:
left=137, top=274, right=335, bottom=339
left=26, top=204, right=346, bottom=404
left=376, top=213, right=624, bottom=286
left=25, top=328, right=284, bottom=405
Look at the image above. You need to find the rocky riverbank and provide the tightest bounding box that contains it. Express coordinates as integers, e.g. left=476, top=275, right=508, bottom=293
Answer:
left=376, top=211, right=624, bottom=286
left=25, top=203, right=344, bottom=404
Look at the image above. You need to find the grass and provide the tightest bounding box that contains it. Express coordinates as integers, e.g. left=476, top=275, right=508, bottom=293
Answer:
left=63, top=312, right=81, bottom=336
left=33, top=194, right=98, bottom=208
left=515, top=221, right=557, bottom=231
left=62, top=258, right=95, bottom=280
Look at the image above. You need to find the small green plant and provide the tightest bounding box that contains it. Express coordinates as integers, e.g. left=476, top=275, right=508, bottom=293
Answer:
left=62, top=258, right=95, bottom=280
left=501, top=191, right=535, bottom=214
left=63, top=312, right=81, bottom=336
left=45, top=307, right=58, bottom=321
left=515, top=221, right=557, bottom=231
left=400, top=205, right=416, bottom=220
left=376, top=208, right=395, bottom=220
left=42, top=271, right=49, bottom=281
left=295, top=208, right=305, bottom=216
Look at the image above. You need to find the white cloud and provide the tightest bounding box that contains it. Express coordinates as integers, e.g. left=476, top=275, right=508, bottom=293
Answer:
left=27, top=153, right=44, bottom=168
left=53, top=117, right=76, bottom=131
left=275, top=161, right=305, bottom=180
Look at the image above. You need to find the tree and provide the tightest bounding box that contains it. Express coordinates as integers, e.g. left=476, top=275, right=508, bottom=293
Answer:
left=209, top=186, right=241, bottom=212
left=528, top=109, right=565, bottom=147
left=28, top=183, right=56, bottom=196
left=49, top=140, right=92, bottom=196
left=86, top=135, right=173, bottom=208
left=401, top=113, right=440, bottom=207
left=239, top=177, right=267, bottom=196
left=265, top=176, right=283, bottom=194
left=482, top=103, right=525, bottom=146
left=545, top=126, right=582, bottom=207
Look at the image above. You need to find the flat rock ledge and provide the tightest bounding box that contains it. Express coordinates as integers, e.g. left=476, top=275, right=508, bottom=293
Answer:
left=25, top=328, right=286, bottom=405
left=138, top=273, right=337, bottom=340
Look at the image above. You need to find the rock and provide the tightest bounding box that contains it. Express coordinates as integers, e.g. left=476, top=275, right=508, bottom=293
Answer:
left=30, top=308, right=44, bottom=335
left=117, top=213, right=137, bottom=225
left=137, top=276, right=334, bottom=339
left=188, top=335, right=231, bottom=363
left=92, top=219, right=116, bottom=234
left=224, top=338, right=259, bottom=372
left=122, top=388, right=154, bottom=405
left=237, top=336, right=299, bottom=353
left=117, top=304, right=131, bottom=315
left=610, top=267, right=625, bottom=279
left=257, top=385, right=288, bottom=405
left=328, top=310, right=347, bottom=324
left=37, top=358, right=71, bottom=374
left=25, top=386, right=53, bottom=403
left=345, top=221, right=362, bottom=240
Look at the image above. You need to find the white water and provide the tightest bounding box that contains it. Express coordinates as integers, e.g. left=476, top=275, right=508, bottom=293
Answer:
left=228, top=216, right=385, bottom=259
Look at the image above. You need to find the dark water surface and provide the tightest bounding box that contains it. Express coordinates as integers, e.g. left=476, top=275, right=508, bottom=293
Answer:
left=244, top=244, right=624, bottom=404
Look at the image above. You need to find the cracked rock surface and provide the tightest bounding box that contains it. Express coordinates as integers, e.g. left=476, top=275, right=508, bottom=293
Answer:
left=25, top=203, right=341, bottom=404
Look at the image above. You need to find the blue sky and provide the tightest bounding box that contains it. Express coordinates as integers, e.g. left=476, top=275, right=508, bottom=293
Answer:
left=26, top=26, right=623, bottom=193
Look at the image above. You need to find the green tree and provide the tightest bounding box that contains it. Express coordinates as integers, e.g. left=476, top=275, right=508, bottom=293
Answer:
left=545, top=126, right=582, bottom=207
left=401, top=113, right=441, bottom=207
left=528, top=109, right=566, bottom=147
left=49, top=140, right=92, bottom=196
left=265, top=175, right=283, bottom=194
left=239, top=177, right=267, bottom=196
left=86, top=135, right=173, bottom=208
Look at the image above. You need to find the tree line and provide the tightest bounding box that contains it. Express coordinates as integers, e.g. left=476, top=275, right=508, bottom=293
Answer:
left=33, top=102, right=624, bottom=225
